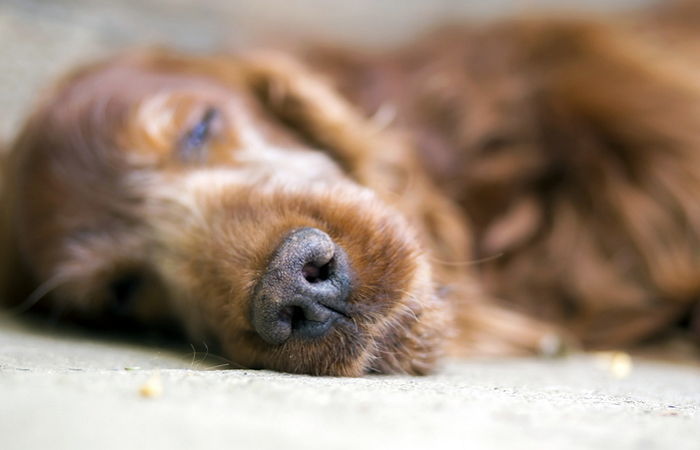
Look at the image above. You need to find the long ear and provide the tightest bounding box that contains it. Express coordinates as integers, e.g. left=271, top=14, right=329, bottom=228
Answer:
left=520, top=20, right=700, bottom=344
left=239, top=52, right=393, bottom=181
left=541, top=21, right=700, bottom=293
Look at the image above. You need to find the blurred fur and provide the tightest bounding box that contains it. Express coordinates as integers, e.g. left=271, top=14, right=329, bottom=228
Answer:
left=2, top=5, right=700, bottom=376
left=305, top=8, right=700, bottom=348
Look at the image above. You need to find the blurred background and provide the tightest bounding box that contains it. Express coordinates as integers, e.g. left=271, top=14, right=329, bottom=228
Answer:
left=0, top=0, right=653, bottom=140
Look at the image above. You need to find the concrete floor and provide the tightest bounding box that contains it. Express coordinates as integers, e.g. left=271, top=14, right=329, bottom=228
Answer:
left=1, top=314, right=699, bottom=450
left=2, top=1, right=699, bottom=449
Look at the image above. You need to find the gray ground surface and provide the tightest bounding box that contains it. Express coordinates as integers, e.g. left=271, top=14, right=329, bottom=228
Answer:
left=3, top=1, right=698, bottom=449
left=1, top=314, right=699, bottom=450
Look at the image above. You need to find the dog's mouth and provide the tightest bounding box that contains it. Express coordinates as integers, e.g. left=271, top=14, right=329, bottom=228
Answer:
left=276, top=291, right=354, bottom=331
left=276, top=301, right=354, bottom=342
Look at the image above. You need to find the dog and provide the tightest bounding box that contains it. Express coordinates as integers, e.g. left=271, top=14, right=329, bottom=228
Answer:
left=2, top=9, right=699, bottom=376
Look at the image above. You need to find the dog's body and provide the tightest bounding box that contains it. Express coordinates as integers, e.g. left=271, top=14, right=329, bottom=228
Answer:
left=2, top=6, right=700, bottom=375
left=304, top=12, right=700, bottom=349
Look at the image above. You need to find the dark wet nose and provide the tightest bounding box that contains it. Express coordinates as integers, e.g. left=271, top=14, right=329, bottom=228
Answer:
left=251, top=227, right=352, bottom=345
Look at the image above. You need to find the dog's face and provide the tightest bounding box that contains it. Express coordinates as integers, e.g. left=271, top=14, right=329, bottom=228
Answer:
left=4, top=51, right=451, bottom=375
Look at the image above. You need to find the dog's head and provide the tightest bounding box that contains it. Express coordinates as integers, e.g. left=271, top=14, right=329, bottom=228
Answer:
left=2, top=50, right=455, bottom=375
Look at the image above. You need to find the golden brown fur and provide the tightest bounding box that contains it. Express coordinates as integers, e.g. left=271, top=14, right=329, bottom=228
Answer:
left=2, top=7, right=700, bottom=375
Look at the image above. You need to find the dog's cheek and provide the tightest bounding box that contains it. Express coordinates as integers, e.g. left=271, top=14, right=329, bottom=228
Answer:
left=145, top=231, right=265, bottom=343
left=367, top=260, right=453, bottom=375
left=374, top=301, right=452, bottom=375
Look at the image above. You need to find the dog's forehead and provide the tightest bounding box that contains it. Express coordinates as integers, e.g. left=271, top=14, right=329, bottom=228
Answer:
left=58, top=56, right=247, bottom=110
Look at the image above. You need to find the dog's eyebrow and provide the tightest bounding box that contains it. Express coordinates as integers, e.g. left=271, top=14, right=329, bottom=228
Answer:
left=179, top=106, right=219, bottom=162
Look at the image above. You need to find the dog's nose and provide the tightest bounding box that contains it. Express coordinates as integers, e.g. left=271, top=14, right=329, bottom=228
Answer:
left=251, top=227, right=352, bottom=345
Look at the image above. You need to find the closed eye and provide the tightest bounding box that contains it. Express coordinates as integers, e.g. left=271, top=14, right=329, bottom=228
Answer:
left=476, top=132, right=519, bottom=156
left=179, top=107, right=219, bottom=162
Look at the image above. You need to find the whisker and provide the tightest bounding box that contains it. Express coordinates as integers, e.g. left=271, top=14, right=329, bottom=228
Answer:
left=189, top=343, right=197, bottom=368
left=200, top=353, right=246, bottom=370
left=202, top=341, right=209, bottom=361
left=7, top=274, right=68, bottom=315
left=428, top=252, right=504, bottom=267
left=185, top=343, right=246, bottom=370
left=203, top=362, right=231, bottom=370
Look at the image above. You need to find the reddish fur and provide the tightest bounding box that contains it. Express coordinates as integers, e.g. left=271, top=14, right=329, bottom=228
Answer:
left=2, top=9, right=700, bottom=376
left=304, top=14, right=700, bottom=349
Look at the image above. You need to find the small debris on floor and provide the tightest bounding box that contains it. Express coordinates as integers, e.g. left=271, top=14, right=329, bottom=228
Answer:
left=594, top=351, right=633, bottom=379
left=139, top=373, right=163, bottom=398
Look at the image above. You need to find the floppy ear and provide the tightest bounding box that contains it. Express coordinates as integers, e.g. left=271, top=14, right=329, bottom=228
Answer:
left=239, top=52, right=477, bottom=266
left=239, top=52, right=393, bottom=181
left=541, top=21, right=700, bottom=294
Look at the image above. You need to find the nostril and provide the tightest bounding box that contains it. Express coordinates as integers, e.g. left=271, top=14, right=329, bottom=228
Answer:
left=302, top=260, right=332, bottom=283
left=279, top=305, right=307, bottom=330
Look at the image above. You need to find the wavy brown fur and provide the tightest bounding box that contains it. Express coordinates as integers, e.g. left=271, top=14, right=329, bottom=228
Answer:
left=305, top=12, right=700, bottom=348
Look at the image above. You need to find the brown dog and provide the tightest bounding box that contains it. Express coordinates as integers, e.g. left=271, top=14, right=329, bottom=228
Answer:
left=2, top=12, right=699, bottom=375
